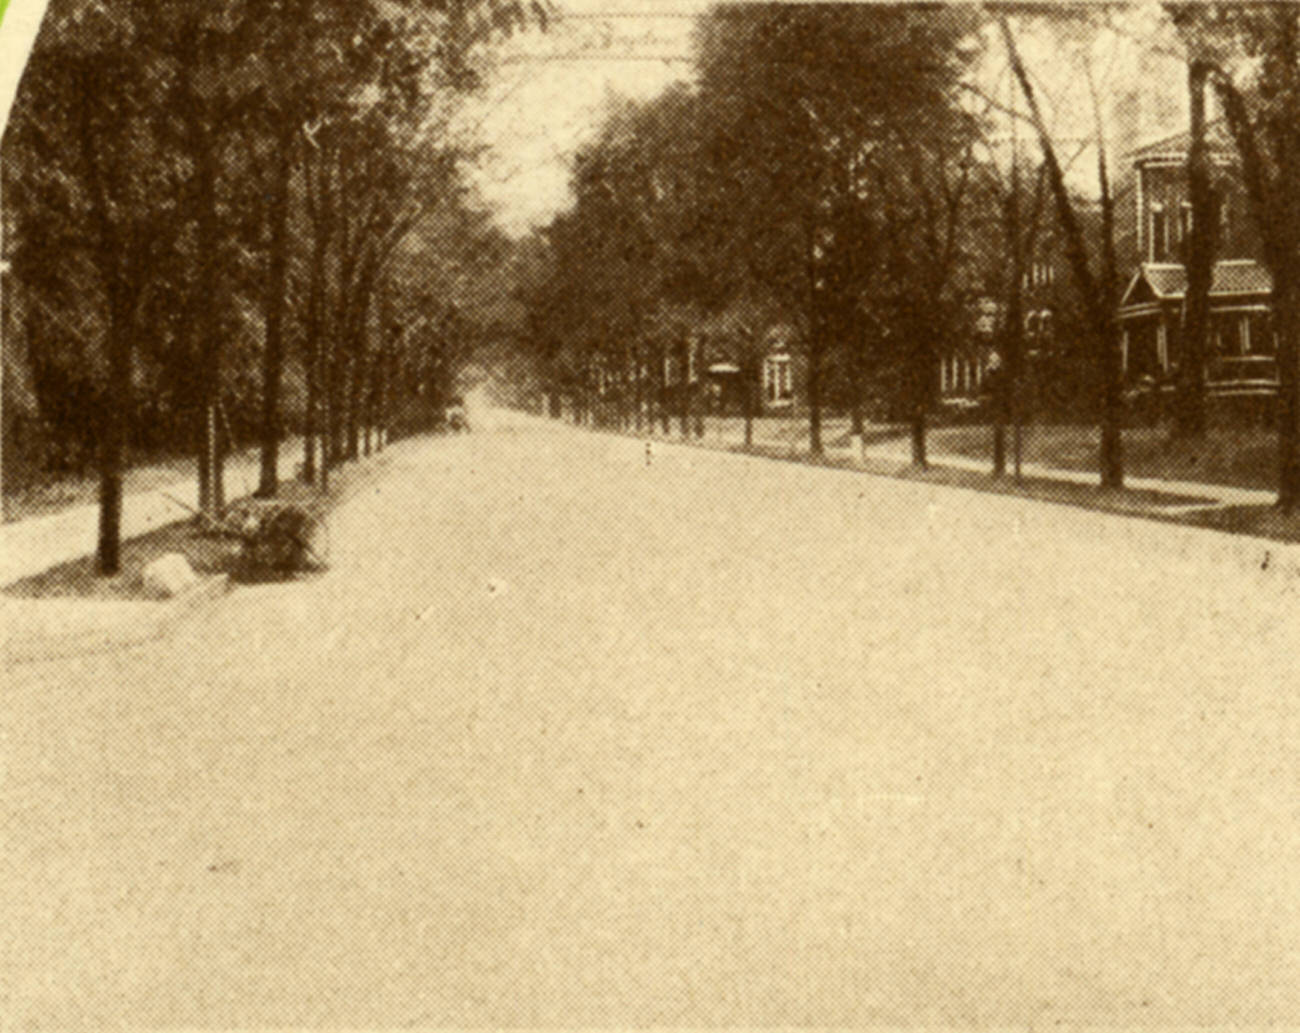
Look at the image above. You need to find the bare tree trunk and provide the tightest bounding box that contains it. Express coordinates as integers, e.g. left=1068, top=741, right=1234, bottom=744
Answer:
left=997, top=175, right=1024, bottom=478
left=302, top=346, right=318, bottom=482
left=96, top=299, right=132, bottom=576
left=1275, top=273, right=1300, bottom=510
left=329, top=351, right=347, bottom=465
left=196, top=410, right=211, bottom=513
left=678, top=341, right=690, bottom=437
left=346, top=351, right=364, bottom=460
left=657, top=345, right=670, bottom=434
left=633, top=347, right=644, bottom=432
left=1176, top=59, right=1216, bottom=440
left=908, top=311, right=932, bottom=469
left=257, top=126, right=294, bottom=497
left=910, top=404, right=928, bottom=469
left=1211, top=71, right=1300, bottom=508
left=319, top=344, right=332, bottom=492
left=1003, top=17, right=1122, bottom=488
left=183, top=90, right=223, bottom=514
left=301, top=218, right=330, bottom=485
left=693, top=339, right=705, bottom=439
left=742, top=353, right=756, bottom=449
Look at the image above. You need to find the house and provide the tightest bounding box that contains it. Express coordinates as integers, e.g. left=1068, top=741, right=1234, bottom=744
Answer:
left=662, top=323, right=806, bottom=416
left=1117, top=123, right=1277, bottom=410
left=938, top=260, right=1066, bottom=413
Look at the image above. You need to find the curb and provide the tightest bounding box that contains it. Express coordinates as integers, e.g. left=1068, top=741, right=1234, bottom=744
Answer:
left=615, top=423, right=1300, bottom=587
left=3, top=574, right=231, bottom=666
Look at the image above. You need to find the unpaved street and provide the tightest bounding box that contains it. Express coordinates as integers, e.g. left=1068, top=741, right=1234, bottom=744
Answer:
left=3, top=414, right=1297, bottom=1026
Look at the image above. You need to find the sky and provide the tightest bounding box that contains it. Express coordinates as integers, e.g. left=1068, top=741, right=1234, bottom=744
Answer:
left=0, top=0, right=49, bottom=141
left=457, top=1, right=1189, bottom=240
left=455, top=0, right=707, bottom=237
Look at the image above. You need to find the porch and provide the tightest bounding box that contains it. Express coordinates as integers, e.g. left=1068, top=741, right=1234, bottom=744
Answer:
left=1118, top=261, right=1276, bottom=406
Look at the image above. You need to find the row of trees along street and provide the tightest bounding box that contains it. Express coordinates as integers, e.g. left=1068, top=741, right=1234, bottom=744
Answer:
left=513, top=4, right=1300, bottom=511
left=1, top=0, right=542, bottom=573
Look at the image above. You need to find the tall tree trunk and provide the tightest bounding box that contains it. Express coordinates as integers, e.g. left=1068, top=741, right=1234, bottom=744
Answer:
left=196, top=409, right=211, bottom=513
left=692, top=339, right=705, bottom=439
left=1274, top=272, right=1300, bottom=510
left=302, top=342, right=318, bottom=482
left=995, top=172, right=1024, bottom=479
left=96, top=298, right=133, bottom=576
left=319, top=343, right=332, bottom=491
left=1211, top=72, right=1300, bottom=508
left=678, top=341, right=690, bottom=437
left=1098, top=315, right=1125, bottom=488
left=1003, top=18, right=1122, bottom=488
left=908, top=311, right=932, bottom=469
left=633, top=347, right=644, bottom=432
left=658, top=345, right=670, bottom=434
left=742, top=353, right=756, bottom=449
left=1097, top=147, right=1125, bottom=489
left=179, top=38, right=225, bottom=516
left=257, top=126, right=294, bottom=497
left=910, top=404, right=928, bottom=469
left=301, top=217, right=330, bottom=485
left=1176, top=60, right=1216, bottom=440
left=346, top=348, right=366, bottom=460
left=328, top=351, right=346, bottom=465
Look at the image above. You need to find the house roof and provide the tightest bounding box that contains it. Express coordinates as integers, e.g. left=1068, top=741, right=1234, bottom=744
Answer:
left=1121, top=260, right=1272, bottom=307
left=1128, top=121, right=1234, bottom=163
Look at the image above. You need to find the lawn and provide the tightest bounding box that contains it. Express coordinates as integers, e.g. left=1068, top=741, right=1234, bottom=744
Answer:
left=2, top=437, right=302, bottom=524
left=635, top=413, right=1283, bottom=493
left=925, top=423, right=1281, bottom=492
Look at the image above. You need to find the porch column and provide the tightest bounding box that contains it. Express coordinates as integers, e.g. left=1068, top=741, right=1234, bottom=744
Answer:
left=1157, top=322, right=1169, bottom=372
left=1121, top=328, right=1130, bottom=374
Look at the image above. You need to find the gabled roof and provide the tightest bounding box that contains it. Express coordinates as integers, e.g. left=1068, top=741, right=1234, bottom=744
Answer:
left=1121, top=260, right=1273, bottom=307
left=1129, top=121, right=1234, bottom=163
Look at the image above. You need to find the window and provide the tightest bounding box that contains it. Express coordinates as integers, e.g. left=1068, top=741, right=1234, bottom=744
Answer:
left=1150, top=204, right=1167, bottom=261
left=764, top=354, right=793, bottom=404
left=1251, top=312, right=1276, bottom=355
left=1180, top=202, right=1193, bottom=245
left=1212, top=313, right=1243, bottom=356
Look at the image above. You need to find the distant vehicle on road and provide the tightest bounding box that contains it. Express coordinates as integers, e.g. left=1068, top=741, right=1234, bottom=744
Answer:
left=445, top=397, right=469, bottom=432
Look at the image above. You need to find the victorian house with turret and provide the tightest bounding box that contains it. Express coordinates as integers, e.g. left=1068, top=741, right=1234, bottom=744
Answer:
left=1118, top=124, right=1276, bottom=413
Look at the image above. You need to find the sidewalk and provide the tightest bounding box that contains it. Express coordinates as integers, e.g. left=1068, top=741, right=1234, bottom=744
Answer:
left=0, top=442, right=292, bottom=588
left=1, top=441, right=305, bottom=664
left=849, top=432, right=1277, bottom=512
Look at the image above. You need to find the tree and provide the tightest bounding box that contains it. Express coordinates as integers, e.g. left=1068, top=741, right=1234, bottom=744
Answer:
left=691, top=4, right=983, bottom=460
left=976, top=140, right=1047, bottom=479
left=1001, top=14, right=1126, bottom=489
left=1173, top=56, right=1220, bottom=440
left=246, top=0, right=543, bottom=497
left=8, top=1, right=186, bottom=573
left=1168, top=5, right=1300, bottom=508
